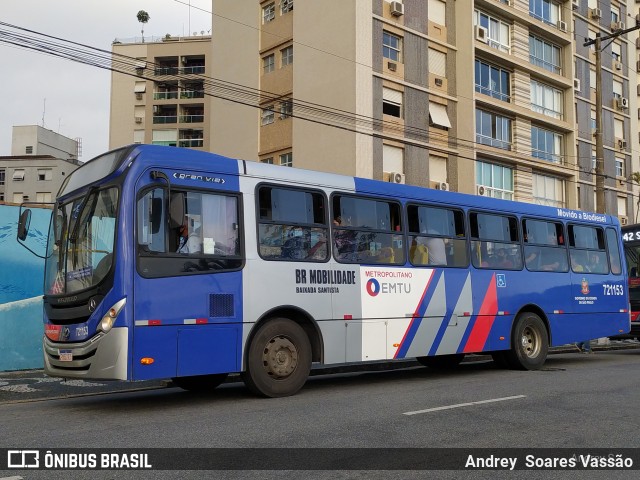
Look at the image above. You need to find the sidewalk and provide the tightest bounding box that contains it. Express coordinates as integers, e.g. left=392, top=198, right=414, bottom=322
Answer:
left=1, top=339, right=638, bottom=404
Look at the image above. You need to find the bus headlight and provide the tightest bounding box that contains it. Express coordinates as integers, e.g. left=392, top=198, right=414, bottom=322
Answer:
left=98, top=298, right=126, bottom=333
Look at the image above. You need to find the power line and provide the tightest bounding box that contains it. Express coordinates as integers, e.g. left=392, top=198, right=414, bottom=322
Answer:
left=0, top=21, right=638, bottom=203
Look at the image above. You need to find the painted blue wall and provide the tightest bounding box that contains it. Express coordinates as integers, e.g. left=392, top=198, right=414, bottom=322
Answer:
left=0, top=204, right=50, bottom=371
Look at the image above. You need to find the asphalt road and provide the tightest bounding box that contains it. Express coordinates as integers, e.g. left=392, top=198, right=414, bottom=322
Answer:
left=1, top=342, right=640, bottom=479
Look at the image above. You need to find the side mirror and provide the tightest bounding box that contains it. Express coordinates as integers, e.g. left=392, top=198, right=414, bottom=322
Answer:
left=17, top=209, right=32, bottom=241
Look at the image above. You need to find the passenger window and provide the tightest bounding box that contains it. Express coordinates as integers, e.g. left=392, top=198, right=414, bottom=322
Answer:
left=568, top=224, right=608, bottom=274
left=470, top=213, right=522, bottom=270
left=258, top=186, right=328, bottom=262
left=332, top=195, right=404, bottom=264
left=407, top=205, right=467, bottom=267
left=606, top=228, right=622, bottom=275
left=523, top=219, right=568, bottom=272
left=137, top=188, right=242, bottom=277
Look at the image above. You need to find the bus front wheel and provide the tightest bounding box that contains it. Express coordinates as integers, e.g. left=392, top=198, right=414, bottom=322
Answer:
left=243, top=318, right=312, bottom=398
left=505, top=312, right=548, bottom=370
left=171, top=373, right=229, bottom=392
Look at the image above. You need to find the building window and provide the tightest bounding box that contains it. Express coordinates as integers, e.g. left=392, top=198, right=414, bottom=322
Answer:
left=474, top=10, right=510, bottom=53
left=263, top=54, right=275, bottom=74
left=0, top=193, right=4, bottom=202
left=383, top=31, right=402, bottom=62
left=531, top=126, right=562, bottom=163
left=611, top=5, right=620, bottom=24
left=591, top=149, right=596, bottom=171
left=529, top=0, right=560, bottom=26
left=281, top=0, right=293, bottom=14
left=429, top=103, right=451, bottom=130
left=533, top=173, right=565, bottom=207
left=280, top=152, right=293, bottom=167
left=616, top=158, right=625, bottom=178
left=530, top=80, right=563, bottom=119
left=13, top=192, right=23, bottom=203
left=476, top=160, right=513, bottom=200
left=0, top=169, right=5, bottom=186
left=529, top=35, right=561, bottom=74
left=36, top=192, right=52, bottom=203
left=613, top=80, right=623, bottom=100
left=261, top=157, right=274, bottom=164
left=428, top=48, right=446, bottom=77
left=37, top=169, right=52, bottom=181
left=280, top=100, right=292, bottom=119
left=383, top=144, right=404, bottom=175
left=382, top=88, right=402, bottom=118
left=261, top=106, right=275, bottom=125
left=12, top=169, right=25, bottom=181
left=263, top=3, right=275, bottom=23
left=281, top=45, right=293, bottom=66
left=611, top=42, right=621, bottom=62
left=476, top=109, right=511, bottom=150
left=475, top=60, right=510, bottom=102
left=25, top=146, right=33, bottom=154
left=428, top=0, right=446, bottom=26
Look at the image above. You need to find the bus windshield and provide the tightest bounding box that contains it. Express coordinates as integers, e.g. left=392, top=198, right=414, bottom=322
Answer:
left=44, top=188, right=119, bottom=295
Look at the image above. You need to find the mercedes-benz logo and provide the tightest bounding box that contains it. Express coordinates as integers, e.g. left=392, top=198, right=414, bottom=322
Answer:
left=89, top=298, right=97, bottom=312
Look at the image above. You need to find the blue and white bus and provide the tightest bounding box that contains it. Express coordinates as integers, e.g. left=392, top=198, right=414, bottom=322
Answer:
left=18, top=145, right=630, bottom=397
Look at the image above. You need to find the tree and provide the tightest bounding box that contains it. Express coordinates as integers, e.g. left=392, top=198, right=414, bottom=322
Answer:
left=137, top=10, right=150, bottom=42
left=631, top=172, right=640, bottom=222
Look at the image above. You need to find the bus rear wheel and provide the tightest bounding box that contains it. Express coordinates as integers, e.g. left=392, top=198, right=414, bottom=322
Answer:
left=171, top=373, right=229, bottom=392
left=243, top=318, right=311, bottom=398
left=504, top=312, right=548, bottom=370
left=416, top=353, right=465, bottom=369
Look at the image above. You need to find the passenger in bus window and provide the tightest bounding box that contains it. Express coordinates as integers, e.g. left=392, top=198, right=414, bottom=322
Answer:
left=570, top=254, right=585, bottom=272
left=494, top=248, right=513, bottom=269
left=417, top=228, right=447, bottom=266
left=177, top=216, right=201, bottom=254
left=586, top=252, right=603, bottom=273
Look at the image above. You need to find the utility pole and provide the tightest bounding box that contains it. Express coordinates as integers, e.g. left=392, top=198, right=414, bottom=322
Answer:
left=584, top=23, right=640, bottom=214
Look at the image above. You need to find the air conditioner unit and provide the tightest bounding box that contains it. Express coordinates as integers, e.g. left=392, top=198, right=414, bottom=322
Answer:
left=617, top=97, right=629, bottom=110
left=387, top=61, right=397, bottom=72
left=475, top=25, right=488, bottom=43
left=181, top=56, right=188, bottom=65
left=571, top=0, right=579, bottom=10
left=615, top=62, right=623, bottom=71
left=590, top=8, right=602, bottom=19
left=574, top=79, right=581, bottom=91
left=621, top=216, right=628, bottom=226
left=434, top=77, right=443, bottom=87
left=135, top=117, right=143, bottom=124
left=388, top=171, right=405, bottom=184
left=611, top=21, right=625, bottom=31
left=135, top=92, right=143, bottom=100
left=390, top=1, right=404, bottom=17
left=618, top=139, right=627, bottom=149
left=477, top=185, right=487, bottom=196
left=557, top=20, right=567, bottom=33
left=436, top=182, right=449, bottom=191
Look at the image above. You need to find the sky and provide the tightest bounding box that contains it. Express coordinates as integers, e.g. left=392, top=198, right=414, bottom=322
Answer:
left=0, top=0, right=212, bottom=162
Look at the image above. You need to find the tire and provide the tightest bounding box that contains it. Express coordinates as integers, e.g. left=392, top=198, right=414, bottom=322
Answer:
left=416, top=353, right=465, bottom=369
left=171, top=373, right=229, bottom=392
left=504, top=312, right=549, bottom=370
left=242, top=318, right=312, bottom=398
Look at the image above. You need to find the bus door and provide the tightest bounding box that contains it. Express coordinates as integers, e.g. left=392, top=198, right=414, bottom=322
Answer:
left=132, top=172, right=244, bottom=381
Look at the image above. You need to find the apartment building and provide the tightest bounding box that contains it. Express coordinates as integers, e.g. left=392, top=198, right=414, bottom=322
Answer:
left=109, top=35, right=211, bottom=151
left=109, top=1, right=636, bottom=219
left=0, top=126, right=80, bottom=204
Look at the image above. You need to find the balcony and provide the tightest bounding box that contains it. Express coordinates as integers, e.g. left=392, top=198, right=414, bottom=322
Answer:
left=153, top=115, right=178, bottom=124
left=181, top=66, right=205, bottom=74
left=179, top=138, right=204, bottom=148
left=180, top=90, right=205, bottom=99
left=179, top=115, right=204, bottom=123
left=154, top=91, right=179, bottom=100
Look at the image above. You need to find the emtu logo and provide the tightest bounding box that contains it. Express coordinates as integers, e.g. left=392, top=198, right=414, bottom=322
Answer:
left=366, top=278, right=381, bottom=296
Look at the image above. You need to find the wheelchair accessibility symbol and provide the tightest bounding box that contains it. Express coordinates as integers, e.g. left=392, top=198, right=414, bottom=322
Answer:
left=496, top=274, right=506, bottom=288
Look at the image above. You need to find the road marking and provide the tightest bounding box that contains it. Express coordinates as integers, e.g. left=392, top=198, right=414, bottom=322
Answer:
left=403, top=395, right=526, bottom=416
left=1, top=476, right=24, bottom=480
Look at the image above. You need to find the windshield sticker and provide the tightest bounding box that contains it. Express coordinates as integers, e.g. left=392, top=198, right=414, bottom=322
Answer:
left=66, top=266, right=93, bottom=281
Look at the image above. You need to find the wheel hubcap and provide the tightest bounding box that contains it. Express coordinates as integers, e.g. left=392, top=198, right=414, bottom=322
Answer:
left=262, top=336, right=298, bottom=378
left=521, top=325, right=541, bottom=358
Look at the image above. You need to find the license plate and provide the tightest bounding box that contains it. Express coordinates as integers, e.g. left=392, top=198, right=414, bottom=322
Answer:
left=59, top=350, right=73, bottom=362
